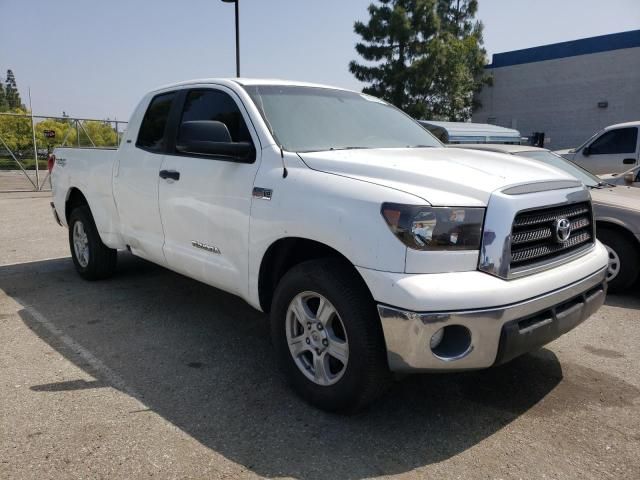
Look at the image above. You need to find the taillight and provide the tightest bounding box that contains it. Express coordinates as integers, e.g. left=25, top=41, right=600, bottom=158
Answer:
left=47, top=154, right=56, bottom=173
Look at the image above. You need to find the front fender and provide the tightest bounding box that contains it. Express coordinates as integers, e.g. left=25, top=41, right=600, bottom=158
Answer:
left=246, top=152, right=422, bottom=309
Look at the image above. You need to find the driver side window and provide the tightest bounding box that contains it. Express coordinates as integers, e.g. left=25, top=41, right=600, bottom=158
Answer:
left=589, top=128, right=638, bottom=155
left=177, top=89, right=252, bottom=144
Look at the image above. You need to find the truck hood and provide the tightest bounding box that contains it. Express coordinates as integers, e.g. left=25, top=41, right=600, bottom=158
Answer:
left=555, top=149, right=577, bottom=160
left=298, top=147, right=576, bottom=206
left=591, top=185, right=640, bottom=211
left=598, top=173, right=618, bottom=180
left=554, top=148, right=575, bottom=155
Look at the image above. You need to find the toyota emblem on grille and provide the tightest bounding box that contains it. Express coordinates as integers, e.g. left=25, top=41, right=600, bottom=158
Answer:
left=553, top=218, right=572, bottom=243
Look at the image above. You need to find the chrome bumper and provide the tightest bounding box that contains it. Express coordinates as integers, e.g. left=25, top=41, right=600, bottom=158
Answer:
left=377, top=266, right=607, bottom=372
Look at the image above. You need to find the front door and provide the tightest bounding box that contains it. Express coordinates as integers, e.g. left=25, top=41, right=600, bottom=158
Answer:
left=113, top=91, right=178, bottom=265
left=158, top=86, right=261, bottom=298
left=578, top=126, right=639, bottom=175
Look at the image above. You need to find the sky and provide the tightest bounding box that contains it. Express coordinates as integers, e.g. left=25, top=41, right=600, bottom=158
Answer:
left=1, top=0, right=639, bottom=121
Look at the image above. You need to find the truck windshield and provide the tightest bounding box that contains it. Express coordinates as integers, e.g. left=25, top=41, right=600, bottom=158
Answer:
left=243, top=85, right=442, bottom=152
left=516, top=150, right=601, bottom=188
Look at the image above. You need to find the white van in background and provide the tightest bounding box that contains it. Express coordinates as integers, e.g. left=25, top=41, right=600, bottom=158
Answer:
left=418, top=120, right=522, bottom=145
left=556, top=121, right=640, bottom=175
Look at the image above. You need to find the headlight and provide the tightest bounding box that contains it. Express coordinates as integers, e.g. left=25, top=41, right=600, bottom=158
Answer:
left=381, top=203, right=485, bottom=251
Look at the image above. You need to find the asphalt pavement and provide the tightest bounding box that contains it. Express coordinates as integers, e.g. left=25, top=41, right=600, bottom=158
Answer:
left=1, top=193, right=639, bottom=479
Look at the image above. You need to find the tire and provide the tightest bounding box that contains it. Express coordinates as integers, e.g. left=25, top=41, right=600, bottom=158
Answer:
left=68, top=205, right=117, bottom=280
left=270, top=258, right=390, bottom=413
left=598, top=228, right=639, bottom=293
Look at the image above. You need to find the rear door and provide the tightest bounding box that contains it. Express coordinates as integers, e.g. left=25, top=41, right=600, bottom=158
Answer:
left=113, top=91, right=178, bottom=264
left=158, top=86, right=261, bottom=297
left=578, top=127, right=639, bottom=175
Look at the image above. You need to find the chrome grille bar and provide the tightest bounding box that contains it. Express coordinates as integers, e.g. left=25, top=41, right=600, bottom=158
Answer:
left=512, top=216, right=591, bottom=246
left=511, top=231, right=592, bottom=264
left=510, top=201, right=595, bottom=269
left=512, top=205, right=590, bottom=228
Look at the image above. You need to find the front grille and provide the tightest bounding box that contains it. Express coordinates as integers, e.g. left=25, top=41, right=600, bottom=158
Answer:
left=510, top=201, right=594, bottom=270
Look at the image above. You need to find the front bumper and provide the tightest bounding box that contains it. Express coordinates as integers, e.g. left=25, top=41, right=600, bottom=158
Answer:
left=375, top=265, right=607, bottom=372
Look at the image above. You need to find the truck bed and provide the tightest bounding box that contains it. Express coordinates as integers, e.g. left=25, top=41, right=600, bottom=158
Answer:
left=51, top=146, right=121, bottom=247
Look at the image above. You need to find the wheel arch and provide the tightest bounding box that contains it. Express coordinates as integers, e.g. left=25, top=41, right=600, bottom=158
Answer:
left=65, top=187, right=89, bottom=223
left=64, top=186, right=125, bottom=250
left=257, top=237, right=372, bottom=313
left=596, top=219, right=640, bottom=248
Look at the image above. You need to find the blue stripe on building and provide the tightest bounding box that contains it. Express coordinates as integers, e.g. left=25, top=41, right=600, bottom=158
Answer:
left=487, top=29, right=640, bottom=68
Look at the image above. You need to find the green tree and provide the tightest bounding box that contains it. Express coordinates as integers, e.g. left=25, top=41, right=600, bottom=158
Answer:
left=0, top=79, right=8, bottom=112
left=349, top=0, right=489, bottom=121
left=34, top=118, right=76, bottom=148
left=34, top=119, right=117, bottom=148
left=5, top=69, right=24, bottom=110
left=0, top=109, right=32, bottom=152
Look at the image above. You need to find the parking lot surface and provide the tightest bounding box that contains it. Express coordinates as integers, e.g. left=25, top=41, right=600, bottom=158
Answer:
left=1, top=193, right=639, bottom=479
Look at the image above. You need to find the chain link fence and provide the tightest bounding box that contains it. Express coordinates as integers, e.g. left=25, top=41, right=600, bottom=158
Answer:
left=0, top=113, right=127, bottom=192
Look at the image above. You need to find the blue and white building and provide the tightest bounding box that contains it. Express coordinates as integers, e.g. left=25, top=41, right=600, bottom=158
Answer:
left=473, top=30, right=640, bottom=149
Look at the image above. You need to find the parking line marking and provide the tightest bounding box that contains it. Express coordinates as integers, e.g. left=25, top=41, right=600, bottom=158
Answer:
left=15, top=297, right=146, bottom=408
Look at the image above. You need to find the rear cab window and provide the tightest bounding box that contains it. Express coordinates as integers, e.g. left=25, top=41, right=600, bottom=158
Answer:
left=136, top=92, right=177, bottom=152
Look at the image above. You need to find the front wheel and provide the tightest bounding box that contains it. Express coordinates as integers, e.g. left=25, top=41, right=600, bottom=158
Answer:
left=68, top=206, right=117, bottom=280
left=599, top=228, right=639, bottom=292
left=270, top=258, right=390, bottom=413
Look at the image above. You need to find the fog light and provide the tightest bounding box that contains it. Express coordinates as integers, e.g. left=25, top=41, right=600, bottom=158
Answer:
left=430, top=325, right=473, bottom=361
left=430, top=328, right=444, bottom=349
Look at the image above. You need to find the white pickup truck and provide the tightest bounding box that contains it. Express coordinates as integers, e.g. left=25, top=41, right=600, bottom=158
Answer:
left=51, top=79, right=609, bottom=412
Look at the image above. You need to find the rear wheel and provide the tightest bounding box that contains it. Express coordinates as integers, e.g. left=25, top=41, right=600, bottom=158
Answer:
left=68, top=206, right=117, bottom=280
left=598, top=228, right=639, bottom=292
left=270, top=258, right=390, bottom=413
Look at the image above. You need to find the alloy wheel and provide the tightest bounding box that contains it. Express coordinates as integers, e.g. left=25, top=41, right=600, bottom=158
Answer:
left=73, top=220, right=90, bottom=268
left=285, top=291, right=349, bottom=386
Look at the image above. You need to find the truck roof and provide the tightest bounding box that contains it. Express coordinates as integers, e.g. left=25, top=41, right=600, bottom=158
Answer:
left=149, top=78, right=349, bottom=94
left=604, top=120, right=640, bottom=130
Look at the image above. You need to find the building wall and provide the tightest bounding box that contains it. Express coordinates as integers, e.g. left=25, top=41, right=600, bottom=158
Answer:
left=473, top=47, right=640, bottom=149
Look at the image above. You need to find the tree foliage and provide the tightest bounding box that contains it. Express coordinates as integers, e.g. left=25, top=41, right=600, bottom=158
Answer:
left=0, top=81, right=8, bottom=112
left=0, top=113, right=119, bottom=154
left=0, top=69, right=118, bottom=167
left=4, top=69, right=24, bottom=110
left=349, top=0, right=490, bottom=121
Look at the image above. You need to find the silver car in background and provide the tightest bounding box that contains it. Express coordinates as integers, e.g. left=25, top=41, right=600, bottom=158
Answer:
left=450, top=144, right=640, bottom=292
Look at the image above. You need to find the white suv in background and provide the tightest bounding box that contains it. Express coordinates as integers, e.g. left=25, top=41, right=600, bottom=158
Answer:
left=557, top=121, right=640, bottom=175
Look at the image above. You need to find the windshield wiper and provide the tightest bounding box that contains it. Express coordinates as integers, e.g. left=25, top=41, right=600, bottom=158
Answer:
left=328, top=146, right=369, bottom=151
left=589, top=181, right=614, bottom=189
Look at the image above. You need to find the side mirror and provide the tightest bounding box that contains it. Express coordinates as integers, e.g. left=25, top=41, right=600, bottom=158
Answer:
left=583, top=146, right=591, bottom=156
left=176, top=120, right=256, bottom=163
left=624, top=172, right=635, bottom=185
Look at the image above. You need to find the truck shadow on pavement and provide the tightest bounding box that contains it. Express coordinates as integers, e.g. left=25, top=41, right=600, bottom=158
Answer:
left=3, top=254, right=639, bottom=480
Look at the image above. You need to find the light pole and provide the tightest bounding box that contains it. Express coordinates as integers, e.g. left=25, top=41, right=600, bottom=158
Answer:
left=221, top=0, right=240, bottom=77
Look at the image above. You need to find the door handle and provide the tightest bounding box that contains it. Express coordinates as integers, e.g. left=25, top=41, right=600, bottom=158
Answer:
left=623, top=158, right=636, bottom=165
left=159, top=169, right=180, bottom=181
